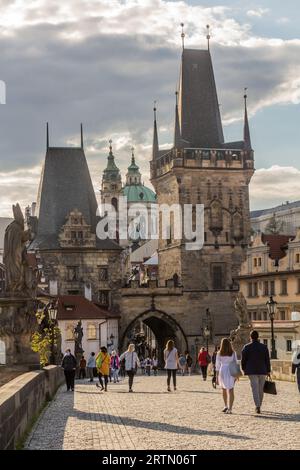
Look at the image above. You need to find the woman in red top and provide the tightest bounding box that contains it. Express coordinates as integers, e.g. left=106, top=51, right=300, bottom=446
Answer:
left=198, top=347, right=210, bottom=381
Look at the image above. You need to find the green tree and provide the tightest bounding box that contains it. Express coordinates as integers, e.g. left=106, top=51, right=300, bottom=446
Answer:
left=31, top=311, right=61, bottom=367
left=265, top=214, right=283, bottom=235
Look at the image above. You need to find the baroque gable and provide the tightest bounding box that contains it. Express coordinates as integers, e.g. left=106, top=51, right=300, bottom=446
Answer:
left=59, top=209, right=96, bottom=248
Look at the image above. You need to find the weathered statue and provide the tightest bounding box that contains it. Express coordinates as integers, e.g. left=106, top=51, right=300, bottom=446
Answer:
left=234, top=292, right=250, bottom=328
left=230, top=292, right=251, bottom=358
left=3, top=203, right=37, bottom=297
left=74, top=320, right=84, bottom=355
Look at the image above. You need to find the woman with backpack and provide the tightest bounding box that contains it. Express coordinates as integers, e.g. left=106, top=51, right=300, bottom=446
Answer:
left=215, top=338, right=238, bottom=414
left=164, top=340, right=179, bottom=392
left=120, top=344, right=140, bottom=392
left=95, top=346, right=110, bottom=392
left=198, top=347, right=210, bottom=381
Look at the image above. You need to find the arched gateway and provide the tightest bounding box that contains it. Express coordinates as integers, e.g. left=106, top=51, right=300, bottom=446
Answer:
left=120, top=308, right=188, bottom=366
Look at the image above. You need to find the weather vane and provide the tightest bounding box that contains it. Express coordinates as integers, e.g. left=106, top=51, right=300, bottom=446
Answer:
left=180, top=23, right=185, bottom=50
left=206, top=24, right=211, bottom=51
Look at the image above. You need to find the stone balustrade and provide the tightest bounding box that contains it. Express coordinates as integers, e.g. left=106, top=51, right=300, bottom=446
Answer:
left=0, top=365, right=64, bottom=449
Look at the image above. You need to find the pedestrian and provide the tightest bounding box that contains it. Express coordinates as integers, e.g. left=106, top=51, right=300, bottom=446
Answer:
left=211, top=346, right=220, bottom=388
left=95, top=346, right=111, bottom=392
left=292, top=345, right=300, bottom=401
left=87, top=352, right=96, bottom=382
left=185, top=351, right=193, bottom=376
left=178, top=353, right=187, bottom=376
left=110, top=350, right=120, bottom=383
left=140, top=357, right=145, bottom=375
left=152, top=356, right=158, bottom=376
left=145, top=356, right=152, bottom=376
left=79, top=355, right=86, bottom=379
left=241, top=330, right=271, bottom=414
left=61, top=349, right=77, bottom=392
left=164, top=339, right=179, bottom=392
left=198, top=347, right=210, bottom=381
left=120, top=344, right=140, bottom=392
left=119, top=355, right=126, bottom=378
left=216, top=338, right=238, bottom=414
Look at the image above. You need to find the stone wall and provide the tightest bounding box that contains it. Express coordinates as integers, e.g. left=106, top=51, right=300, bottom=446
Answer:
left=271, top=360, right=296, bottom=382
left=0, top=365, right=63, bottom=450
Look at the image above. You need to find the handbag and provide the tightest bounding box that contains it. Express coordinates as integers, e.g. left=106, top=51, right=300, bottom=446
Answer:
left=229, top=356, right=242, bottom=378
left=263, top=377, right=277, bottom=395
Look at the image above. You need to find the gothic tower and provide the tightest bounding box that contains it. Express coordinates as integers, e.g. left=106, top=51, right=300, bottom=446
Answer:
left=150, top=44, right=254, bottom=333
left=101, top=140, right=122, bottom=212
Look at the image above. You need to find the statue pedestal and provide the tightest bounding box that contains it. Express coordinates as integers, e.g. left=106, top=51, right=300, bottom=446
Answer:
left=0, top=297, right=39, bottom=367
left=229, top=325, right=252, bottom=359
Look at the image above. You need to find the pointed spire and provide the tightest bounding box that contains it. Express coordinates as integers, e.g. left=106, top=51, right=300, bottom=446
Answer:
left=181, top=23, right=185, bottom=50
left=80, top=123, right=84, bottom=149
left=174, top=91, right=182, bottom=148
left=46, top=122, right=49, bottom=150
left=206, top=25, right=211, bottom=52
left=131, top=146, right=135, bottom=165
left=243, top=88, right=252, bottom=150
left=152, top=101, right=159, bottom=160
left=109, top=138, right=113, bottom=155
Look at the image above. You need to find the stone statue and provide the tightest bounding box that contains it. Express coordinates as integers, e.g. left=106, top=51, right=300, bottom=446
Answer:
left=3, top=203, right=37, bottom=296
left=74, top=320, right=84, bottom=355
left=234, top=292, right=250, bottom=328
left=230, top=292, right=251, bottom=358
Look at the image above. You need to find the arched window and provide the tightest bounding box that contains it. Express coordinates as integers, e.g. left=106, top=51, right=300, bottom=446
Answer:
left=66, top=324, right=75, bottom=341
left=87, top=324, right=97, bottom=340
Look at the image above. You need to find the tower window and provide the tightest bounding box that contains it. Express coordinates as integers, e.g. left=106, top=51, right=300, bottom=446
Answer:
left=211, top=263, right=225, bottom=290
left=99, top=290, right=109, bottom=307
left=99, top=266, right=108, bottom=281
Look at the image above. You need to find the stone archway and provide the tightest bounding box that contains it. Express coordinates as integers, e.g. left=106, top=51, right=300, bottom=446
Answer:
left=121, top=309, right=188, bottom=366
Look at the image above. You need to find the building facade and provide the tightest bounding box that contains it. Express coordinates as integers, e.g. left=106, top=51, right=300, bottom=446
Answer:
left=251, top=200, right=300, bottom=235
left=237, top=231, right=300, bottom=359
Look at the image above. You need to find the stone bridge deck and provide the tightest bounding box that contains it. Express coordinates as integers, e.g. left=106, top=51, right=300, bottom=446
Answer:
left=25, top=374, right=300, bottom=450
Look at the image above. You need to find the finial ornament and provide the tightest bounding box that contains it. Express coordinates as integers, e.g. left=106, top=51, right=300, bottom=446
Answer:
left=153, top=100, right=157, bottom=119
left=244, top=87, right=248, bottom=100
left=109, top=139, right=113, bottom=154
left=180, top=23, right=185, bottom=50
left=206, top=24, right=211, bottom=51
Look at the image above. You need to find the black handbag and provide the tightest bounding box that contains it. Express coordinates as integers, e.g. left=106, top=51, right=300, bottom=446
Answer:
left=263, top=377, right=277, bottom=395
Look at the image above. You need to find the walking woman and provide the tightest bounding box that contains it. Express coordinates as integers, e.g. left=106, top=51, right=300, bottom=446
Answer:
left=216, top=338, right=238, bottom=414
left=292, top=345, right=300, bottom=402
left=120, top=344, right=140, bottom=392
left=198, top=347, right=210, bottom=381
left=110, top=350, right=120, bottom=383
left=164, top=340, right=179, bottom=392
left=96, top=347, right=110, bottom=391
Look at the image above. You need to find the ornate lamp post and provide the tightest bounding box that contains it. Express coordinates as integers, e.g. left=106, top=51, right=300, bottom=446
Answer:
left=202, top=308, right=212, bottom=352
left=266, top=296, right=277, bottom=359
left=48, top=302, right=58, bottom=365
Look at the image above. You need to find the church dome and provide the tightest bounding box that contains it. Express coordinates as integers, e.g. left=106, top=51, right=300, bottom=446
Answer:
left=123, top=184, right=156, bottom=203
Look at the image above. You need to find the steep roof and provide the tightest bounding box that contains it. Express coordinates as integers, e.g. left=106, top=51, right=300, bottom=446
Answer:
left=178, top=49, right=224, bottom=148
left=57, top=295, right=119, bottom=320
left=251, top=200, right=300, bottom=219
left=262, top=234, right=294, bottom=260
left=32, top=147, right=120, bottom=251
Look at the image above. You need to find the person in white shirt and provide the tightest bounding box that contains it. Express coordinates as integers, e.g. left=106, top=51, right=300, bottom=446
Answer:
left=120, top=344, right=140, bottom=392
left=164, top=340, right=179, bottom=392
left=216, top=338, right=238, bottom=414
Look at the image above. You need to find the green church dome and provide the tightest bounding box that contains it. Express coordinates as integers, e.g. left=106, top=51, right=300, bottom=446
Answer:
left=123, top=184, right=157, bottom=203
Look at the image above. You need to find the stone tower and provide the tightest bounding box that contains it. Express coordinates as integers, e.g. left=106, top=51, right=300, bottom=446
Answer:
left=150, top=46, right=254, bottom=332
left=101, top=140, right=122, bottom=212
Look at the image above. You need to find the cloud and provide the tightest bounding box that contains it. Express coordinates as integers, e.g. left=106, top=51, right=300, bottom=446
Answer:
left=246, top=8, right=269, bottom=18
left=250, top=166, right=300, bottom=210
left=276, top=17, right=290, bottom=25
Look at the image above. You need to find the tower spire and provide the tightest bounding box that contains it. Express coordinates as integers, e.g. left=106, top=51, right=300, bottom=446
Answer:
left=174, top=91, right=182, bottom=148
left=206, top=24, right=211, bottom=51
left=243, top=88, right=252, bottom=150
left=181, top=23, right=185, bottom=50
left=152, top=101, right=159, bottom=159
left=131, top=146, right=135, bottom=165
left=80, top=123, right=83, bottom=149
left=46, top=122, right=49, bottom=150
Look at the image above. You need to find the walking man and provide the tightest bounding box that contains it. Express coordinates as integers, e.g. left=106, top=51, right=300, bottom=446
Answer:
left=241, top=330, right=271, bottom=414
left=61, top=349, right=77, bottom=392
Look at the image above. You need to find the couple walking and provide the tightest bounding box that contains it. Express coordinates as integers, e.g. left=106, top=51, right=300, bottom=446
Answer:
left=95, top=348, right=121, bottom=391
left=216, top=330, right=271, bottom=414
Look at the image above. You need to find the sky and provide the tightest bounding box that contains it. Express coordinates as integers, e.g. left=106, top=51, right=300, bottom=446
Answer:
left=0, top=0, right=300, bottom=217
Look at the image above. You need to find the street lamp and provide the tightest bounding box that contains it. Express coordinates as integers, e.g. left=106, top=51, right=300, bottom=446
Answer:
left=47, top=301, right=58, bottom=365
left=203, top=325, right=210, bottom=351
left=266, top=296, right=277, bottom=359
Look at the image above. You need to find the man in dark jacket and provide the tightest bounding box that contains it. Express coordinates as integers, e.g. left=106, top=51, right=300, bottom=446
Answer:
left=61, top=349, right=77, bottom=391
left=241, top=330, right=271, bottom=414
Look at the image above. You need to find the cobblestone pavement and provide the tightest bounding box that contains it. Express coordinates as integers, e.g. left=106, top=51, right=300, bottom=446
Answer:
left=25, top=374, right=300, bottom=450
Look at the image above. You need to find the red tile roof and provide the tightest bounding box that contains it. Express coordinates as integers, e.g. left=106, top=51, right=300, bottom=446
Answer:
left=57, top=295, right=119, bottom=320
left=262, top=234, right=294, bottom=260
